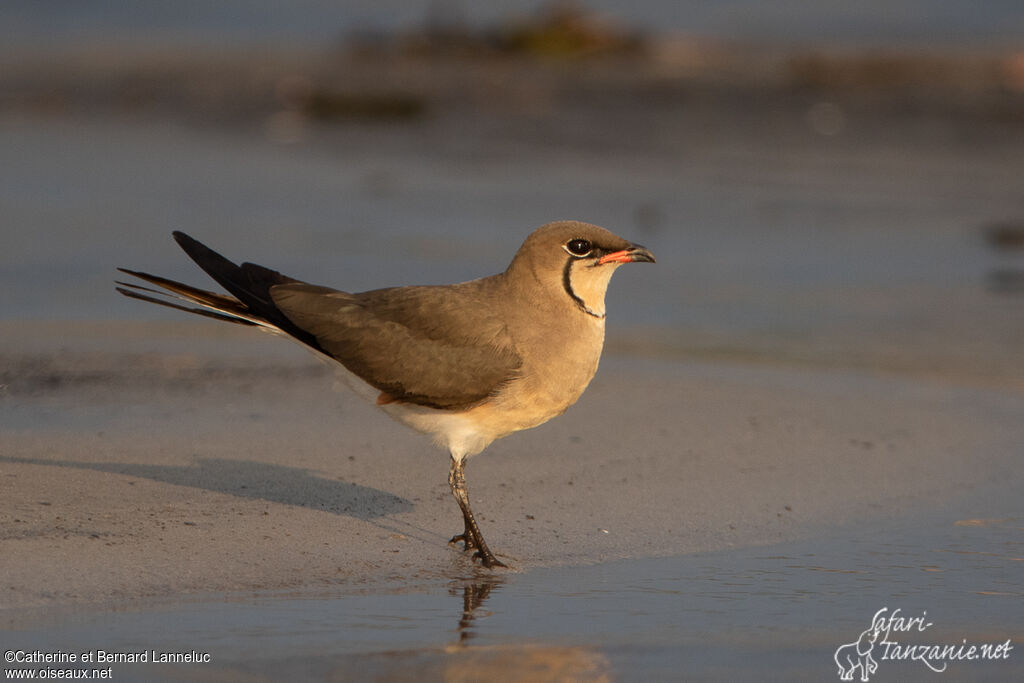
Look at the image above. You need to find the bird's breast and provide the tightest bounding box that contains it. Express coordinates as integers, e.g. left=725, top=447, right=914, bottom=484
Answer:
left=493, top=314, right=605, bottom=428
left=373, top=314, right=604, bottom=458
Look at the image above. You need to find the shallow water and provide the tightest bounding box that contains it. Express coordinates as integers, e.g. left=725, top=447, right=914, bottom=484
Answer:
left=6, top=500, right=1021, bottom=682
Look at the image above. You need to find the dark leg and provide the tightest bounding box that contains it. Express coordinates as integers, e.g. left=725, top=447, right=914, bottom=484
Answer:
left=447, top=456, right=476, bottom=550
left=447, top=456, right=506, bottom=568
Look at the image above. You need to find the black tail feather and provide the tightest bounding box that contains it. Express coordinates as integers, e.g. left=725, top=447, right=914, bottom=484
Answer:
left=116, top=267, right=250, bottom=316
left=115, top=285, right=258, bottom=326
left=119, top=232, right=326, bottom=353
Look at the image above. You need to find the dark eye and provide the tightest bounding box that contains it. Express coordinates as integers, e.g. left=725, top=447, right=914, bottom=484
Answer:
left=565, top=238, right=592, bottom=257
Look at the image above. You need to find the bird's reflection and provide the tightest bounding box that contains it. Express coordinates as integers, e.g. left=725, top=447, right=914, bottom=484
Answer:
left=449, top=577, right=503, bottom=645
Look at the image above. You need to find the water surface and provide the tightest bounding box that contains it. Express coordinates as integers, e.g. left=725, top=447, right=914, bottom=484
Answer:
left=6, top=500, right=1021, bottom=681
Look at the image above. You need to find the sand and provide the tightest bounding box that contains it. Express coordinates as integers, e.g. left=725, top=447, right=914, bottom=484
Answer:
left=3, top=320, right=1022, bottom=612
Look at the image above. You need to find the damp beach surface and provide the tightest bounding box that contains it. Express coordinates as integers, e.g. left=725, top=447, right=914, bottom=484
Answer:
left=3, top=328, right=1022, bottom=680
left=3, top=471, right=1022, bottom=681
left=3, top=6, right=1024, bottom=679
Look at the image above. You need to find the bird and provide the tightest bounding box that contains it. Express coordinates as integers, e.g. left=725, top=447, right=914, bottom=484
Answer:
left=116, top=221, right=654, bottom=568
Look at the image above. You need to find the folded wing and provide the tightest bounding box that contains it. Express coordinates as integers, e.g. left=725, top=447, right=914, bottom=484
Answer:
left=117, top=232, right=521, bottom=410
left=271, top=283, right=521, bottom=410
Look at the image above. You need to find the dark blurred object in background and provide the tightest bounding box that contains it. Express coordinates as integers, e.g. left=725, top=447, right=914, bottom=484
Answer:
left=2, top=1, right=1022, bottom=133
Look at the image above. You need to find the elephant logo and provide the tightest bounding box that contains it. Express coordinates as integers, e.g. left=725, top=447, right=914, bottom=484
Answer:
left=834, top=624, right=882, bottom=681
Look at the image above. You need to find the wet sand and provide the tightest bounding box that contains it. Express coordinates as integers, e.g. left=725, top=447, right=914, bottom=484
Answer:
left=3, top=320, right=1022, bottom=612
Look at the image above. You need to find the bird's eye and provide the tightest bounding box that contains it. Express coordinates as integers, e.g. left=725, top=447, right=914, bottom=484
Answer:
left=565, top=239, right=593, bottom=257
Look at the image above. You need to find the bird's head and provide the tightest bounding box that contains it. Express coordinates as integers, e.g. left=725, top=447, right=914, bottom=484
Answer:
left=507, top=221, right=655, bottom=319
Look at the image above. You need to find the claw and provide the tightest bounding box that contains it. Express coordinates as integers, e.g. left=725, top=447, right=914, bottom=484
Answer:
left=474, top=550, right=507, bottom=569
left=448, top=532, right=477, bottom=550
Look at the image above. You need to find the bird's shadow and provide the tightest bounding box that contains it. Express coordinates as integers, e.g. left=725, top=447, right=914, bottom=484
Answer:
left=0, top=455, right=412, bottom=520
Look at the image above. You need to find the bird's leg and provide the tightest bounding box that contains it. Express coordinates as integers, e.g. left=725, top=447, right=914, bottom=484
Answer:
left=447, top=456, right=506, bottom=568
left=447, top=457, right=476, bottom=549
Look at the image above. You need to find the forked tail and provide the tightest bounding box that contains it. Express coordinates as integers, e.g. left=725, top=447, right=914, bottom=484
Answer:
left=116, top=232, right=324, bottom=353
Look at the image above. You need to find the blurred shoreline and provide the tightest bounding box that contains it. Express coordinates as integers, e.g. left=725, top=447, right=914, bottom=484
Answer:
left=3, top=5, right=1023, bottom=139
left=2, top=318, right=1022, bottom=396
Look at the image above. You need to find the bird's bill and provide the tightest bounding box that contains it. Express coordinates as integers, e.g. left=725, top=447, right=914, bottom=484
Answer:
left=598, top=245, right=656, bottom=265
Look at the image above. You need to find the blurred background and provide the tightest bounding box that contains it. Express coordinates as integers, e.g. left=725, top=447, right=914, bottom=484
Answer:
left=2, top=0, right=1022, bottom=388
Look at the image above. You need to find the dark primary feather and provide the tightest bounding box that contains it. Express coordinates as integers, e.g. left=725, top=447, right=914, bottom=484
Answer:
left=170, top=231, right=325, bottom=352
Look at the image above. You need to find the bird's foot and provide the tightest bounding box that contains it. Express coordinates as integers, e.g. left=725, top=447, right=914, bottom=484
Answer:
left=449, top=532, right=507, bottom=568
left=448, top=532, right=477, bottom=550
left=473, top=549, right=507, bottom=569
